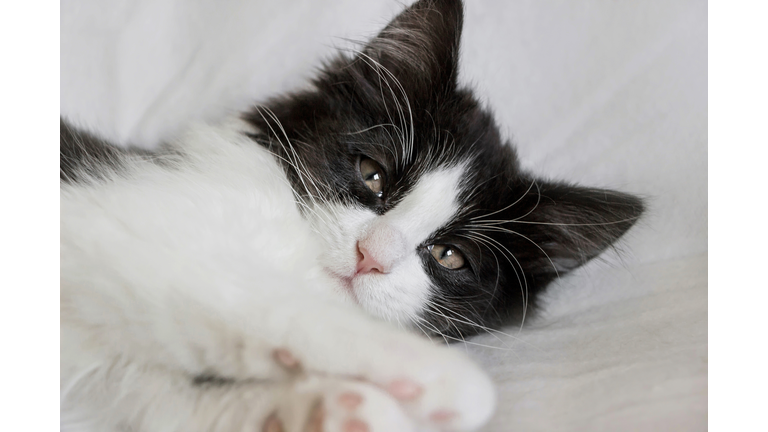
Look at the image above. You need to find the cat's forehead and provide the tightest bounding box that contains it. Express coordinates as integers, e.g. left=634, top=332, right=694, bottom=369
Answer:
left=382, top=162, right=468, bottom=244
left=341, top=93, right=511, bottom=168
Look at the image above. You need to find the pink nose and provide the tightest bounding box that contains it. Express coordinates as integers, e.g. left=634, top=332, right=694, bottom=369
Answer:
left=356, top=243, right=386, bottom=274
left=355, top=223, right=406, bottom=275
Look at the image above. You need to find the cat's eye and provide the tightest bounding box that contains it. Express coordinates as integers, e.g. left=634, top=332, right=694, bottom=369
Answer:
left=428, top=244, right=465, bottom=270
left=359, top=157, right=385, bottom=198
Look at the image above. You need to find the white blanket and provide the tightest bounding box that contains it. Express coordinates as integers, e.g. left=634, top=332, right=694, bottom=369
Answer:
left=61, top=1, right=707, bottom=430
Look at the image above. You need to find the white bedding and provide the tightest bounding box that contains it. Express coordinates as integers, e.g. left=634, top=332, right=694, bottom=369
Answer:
left=61, top=1, right=707, bottom=430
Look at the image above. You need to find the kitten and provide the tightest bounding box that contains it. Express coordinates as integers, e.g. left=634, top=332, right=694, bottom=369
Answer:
left=60, top=0, right=644, bottom=431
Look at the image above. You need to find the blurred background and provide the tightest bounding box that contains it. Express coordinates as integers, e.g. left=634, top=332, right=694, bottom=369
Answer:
left=61, top=1, right=707, bottom=430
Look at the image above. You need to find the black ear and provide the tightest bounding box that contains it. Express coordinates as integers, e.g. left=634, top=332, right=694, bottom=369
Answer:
left=519, top=181, right=645, bottom=275
left=352, top=0, right=464, bottom=101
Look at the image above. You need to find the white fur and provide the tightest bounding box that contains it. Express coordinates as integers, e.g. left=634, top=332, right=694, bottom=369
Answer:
left=61, top=118, right=493, bottom=431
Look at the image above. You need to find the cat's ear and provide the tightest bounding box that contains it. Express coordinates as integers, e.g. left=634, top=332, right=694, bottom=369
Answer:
left=515, top=181, right=645, bottom=275
left=352, top=0, right=464, bottom=100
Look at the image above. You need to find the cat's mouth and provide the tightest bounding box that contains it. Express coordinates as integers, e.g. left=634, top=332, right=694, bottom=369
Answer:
left=323, top=268, right=359, bottom=303
left=323, top=266, right=388, bottom=306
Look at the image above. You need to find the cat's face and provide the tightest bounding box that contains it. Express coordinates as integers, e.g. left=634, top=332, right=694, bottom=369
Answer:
left=246, top=0, right=643, bottom=338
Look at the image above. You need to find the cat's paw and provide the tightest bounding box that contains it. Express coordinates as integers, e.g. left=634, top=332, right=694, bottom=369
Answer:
left=266, top=376, right=415, bottom=432
left=272, top=331, right=495, bottom=432
left=376, top=351, right=496, bottom=432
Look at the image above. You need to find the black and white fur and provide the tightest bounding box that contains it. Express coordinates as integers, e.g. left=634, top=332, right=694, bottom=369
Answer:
left=61, top=1, right=644, bottom=431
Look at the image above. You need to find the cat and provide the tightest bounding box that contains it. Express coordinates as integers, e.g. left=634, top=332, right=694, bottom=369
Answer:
left=60, top=0, right=644, bottom=431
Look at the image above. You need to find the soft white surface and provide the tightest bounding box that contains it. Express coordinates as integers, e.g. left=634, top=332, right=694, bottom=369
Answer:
left=61, top=0, right=707, bottom=430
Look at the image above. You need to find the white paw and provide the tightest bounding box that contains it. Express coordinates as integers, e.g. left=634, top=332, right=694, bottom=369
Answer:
left=271, top=334, right=496, bottom=432
left=268, top=377, right=415, bottom=432
left=378, top=348, right=497, bottom=432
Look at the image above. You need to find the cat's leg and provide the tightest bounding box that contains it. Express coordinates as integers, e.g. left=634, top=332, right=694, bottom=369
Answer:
left=62, top=352, right=422, bottom=432
left=63, top=277, right=494, bottom=432
left=61, top=355, right=280, bottom=432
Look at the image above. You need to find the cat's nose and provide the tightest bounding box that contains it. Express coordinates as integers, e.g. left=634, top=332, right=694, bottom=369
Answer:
left=356, top=223, right=406, bottom=275
left=356, top=244, right=386, bottom=274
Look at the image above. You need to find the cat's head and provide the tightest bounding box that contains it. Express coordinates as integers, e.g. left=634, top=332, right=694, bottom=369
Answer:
left=245, top=0, right=644, bottom=338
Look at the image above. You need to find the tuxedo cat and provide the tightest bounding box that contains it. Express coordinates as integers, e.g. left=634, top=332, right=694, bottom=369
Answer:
left=60, top=0, right=644, bottom=431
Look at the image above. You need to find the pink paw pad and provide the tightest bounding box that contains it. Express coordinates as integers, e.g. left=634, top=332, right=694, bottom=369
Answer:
left=272, top=348, right=301, bottom=371
left=385, top=379, right=423, bottom=401
left=429, top=409, right=457, bottom=423
left=262, top=412, right=284, bottom=432
left=343, top=418, right=369, bottom=432
left=337, top=392, right=364, bottom=410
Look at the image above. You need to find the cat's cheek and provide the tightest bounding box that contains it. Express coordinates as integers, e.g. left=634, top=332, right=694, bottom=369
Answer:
left=352, top=257, right=433, bottom=325
left=310, top=204, right=377, bottom=275
left=305, top=264, right=351, bottom=298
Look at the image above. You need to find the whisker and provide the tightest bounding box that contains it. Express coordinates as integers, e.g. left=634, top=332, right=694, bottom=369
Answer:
left=425, top=299, right=514, bottom=351
left=476, top=217, right=643, bottom=227
left=416, top=313, right=519, bottom=353
left=344, top=123, right=398, bottom=135
left=461, top=231, right=530, bottom=332
left=412, top=315, right=451, bottom=347
left=469, top=178, right=537, bottom=221
left=254, top=106, right=340, bottom=227
left=469, top=225, right=561, bottom=281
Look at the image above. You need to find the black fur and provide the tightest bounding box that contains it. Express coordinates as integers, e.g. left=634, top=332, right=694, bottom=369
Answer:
left=191, top=373, right=235, bottom=387
left=61, top=119, right=176, bottom=183
left=60, top=119, right=128, bottom=183
left=244, top=0, right=644, bottom=338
